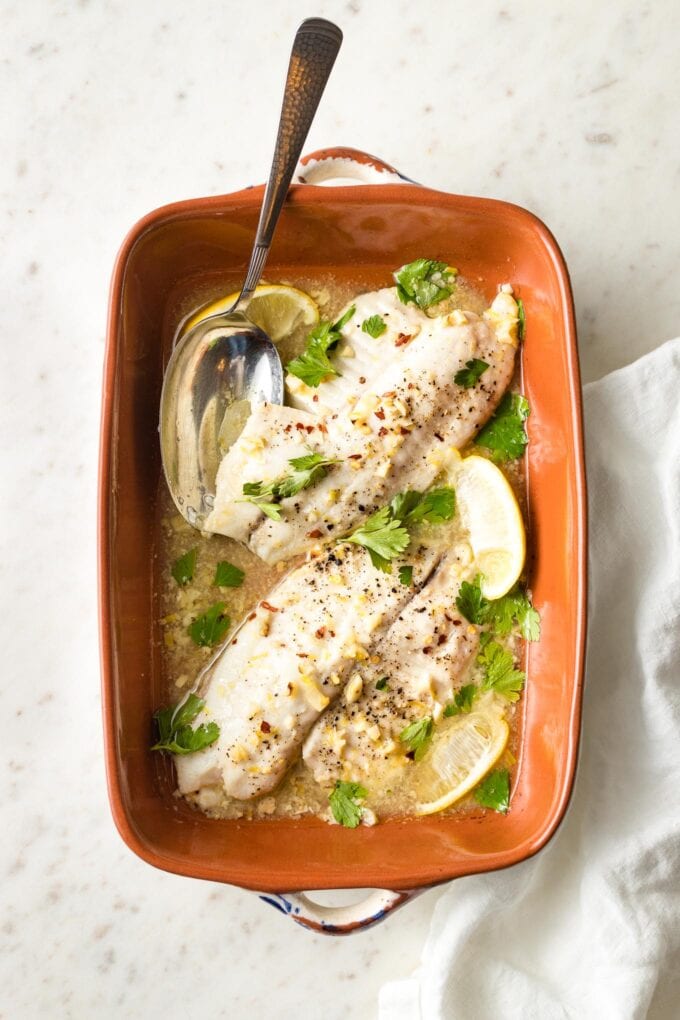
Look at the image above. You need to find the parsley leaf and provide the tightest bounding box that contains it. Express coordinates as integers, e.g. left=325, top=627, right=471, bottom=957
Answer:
left=241, top=452, right=339, bottom=519
left=362, top=314, right=387, bottom=338
left=478, top=640, right=525, bottom=701
left=400, top=717, right=434, bottom=761
left=346, top=506, right=410, bottom=572
left=474, top=769, right=510, bottom=813
left=487, top=589, right=540, bottom=641
left=345, top=486, right=455, bottom=572
left=329, top=780, right=367, bottom=828
left=152, top=693, right=220, bottom=755
left=443, top=684, right=477, bottom=717
left=456, top=578, right=540, bottom=642
left=188, top=602, right=231, bottom=647
left=456, top=575, right=490, bottom=625
left=286, top=305, right=356, bottom=387
left=213, top=561, right=245, bottom=588
left=405, top=487, right=456, bottom=525
left=389, top=487, right=456, bottom=526
left=376, top=677, right=389, bottom=691
left=398, top=564, right=414, bottom=586
left=394, top=259, right=456, bottom=310
left=475, top=393, right=530, bottom=463
left=171, top=548, right=197, bottom=586
left=517, top=299, right=526, bottom=341
left=454, top=358, right=489, bottom=388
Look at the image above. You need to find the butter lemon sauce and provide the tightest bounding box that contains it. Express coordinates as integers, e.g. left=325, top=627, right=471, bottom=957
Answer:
left=156, top=271, right=529, bottom=823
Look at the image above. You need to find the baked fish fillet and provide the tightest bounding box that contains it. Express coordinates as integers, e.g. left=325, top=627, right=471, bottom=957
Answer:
left=303, top=552, right=479, bottom=785
left=204, top=290, right=519, bottom=564
left=174, top=542, right=443, bottom=800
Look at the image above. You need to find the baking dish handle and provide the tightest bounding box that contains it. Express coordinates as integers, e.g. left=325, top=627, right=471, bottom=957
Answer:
left=295, top=146, right=417, bottom=186
left=258, top=888, right=420, bottom=935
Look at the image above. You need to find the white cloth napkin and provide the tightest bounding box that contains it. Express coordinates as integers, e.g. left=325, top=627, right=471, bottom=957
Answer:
left=379, top=337, right=680, bottom=1020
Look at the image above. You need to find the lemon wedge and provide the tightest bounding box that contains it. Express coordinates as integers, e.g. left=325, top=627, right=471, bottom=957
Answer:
left=452, top=454, right=525, bottom=599
left=182, top=284, right=319, bottom=342
left=414, top=699, right=509, bottom=816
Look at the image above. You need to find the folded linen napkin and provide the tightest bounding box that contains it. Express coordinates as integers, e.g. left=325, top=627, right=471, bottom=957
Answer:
left=379, top=337, right=680, bottom=1020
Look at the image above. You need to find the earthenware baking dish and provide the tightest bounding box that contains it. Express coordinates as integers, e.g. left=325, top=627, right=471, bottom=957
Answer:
left=99, top=147, right=587, bottom=934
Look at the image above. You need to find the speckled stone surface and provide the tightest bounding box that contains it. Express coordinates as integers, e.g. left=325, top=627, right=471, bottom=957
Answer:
left=1, top=1, right=678, bottom=1017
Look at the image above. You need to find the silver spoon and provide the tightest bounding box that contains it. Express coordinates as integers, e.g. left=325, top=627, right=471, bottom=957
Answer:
left=160, top=18, right=342, bottom=529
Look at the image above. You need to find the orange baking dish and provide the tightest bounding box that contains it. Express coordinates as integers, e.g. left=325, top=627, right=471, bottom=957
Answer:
left=99, top=148, right=587, bottom=934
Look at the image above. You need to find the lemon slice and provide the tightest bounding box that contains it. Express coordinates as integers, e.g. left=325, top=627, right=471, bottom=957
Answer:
left=182, top=284, right=319, bottom=341
left=414, top=699, right=509, bottom=815
left=452, top=454, right=525, bottom=599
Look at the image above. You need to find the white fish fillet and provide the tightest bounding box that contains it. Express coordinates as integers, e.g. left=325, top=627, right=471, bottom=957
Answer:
left=174, top=542, right=443, bottom=800
left=303, top=553, right=479, bottom=785
left=286, top=289, right=426, bottom=417
left=204, top=291, right=518, bottom=564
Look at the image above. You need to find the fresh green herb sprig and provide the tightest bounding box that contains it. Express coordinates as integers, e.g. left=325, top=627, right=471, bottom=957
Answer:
left=474, top=769, right=510, bottom=813
left=241, top=452, right=340, bottom=521
left=286, top=305, right=356, bottom=387
left=188, top=603, right=231, bottom=647
left=362, top=314, right=387, bottom=338
left=346, top=486, right=456, bottom=572
left=443, top=684, right=477, bottom=717
left=454, top=359, right=489, bottom=388
left=329, top=780, right=367, bottom=828
left=474, top=393, right=530, bottom=463
left=455, top=576, right=540, bottom=642
left=152, top=693, right=219, bottom=755
left=213, top=561, right=245, bottom=588
left=376, top=677, right=389, bottom=691
left=400, top=717, right=434, bottom=761
left=398, top=564, right=414, bottom=586
left=478, top=639, right=525, bottom=702
left=171, top=548, right=197, bottom=586
left=346, top=506, right=410, bottom=571
left=394, top=259, right=456, bottom=310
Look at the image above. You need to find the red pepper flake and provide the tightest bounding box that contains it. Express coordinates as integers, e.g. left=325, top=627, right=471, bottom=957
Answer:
left=378, top=427, right=388, bottom=438
left=284, top=423, right=293, bottom=433
left=305, top=425, right=314, bottom=434
left=248, top=612, right=257, bottom=621
left=434, top=431, right=444, bottom=442
left=374, top=408, right=386, bottom=421
left=329, top=629, right=336, bottom=638
left=395, top=333, right=412, bottom=347
left=296, top=653, right=309, bottom=658
left=348, top=453, right=362, bottom=460
left=287, top=682, right=294, bottom=694
left=260, top=721, right=271, bottom=734
left=231, top=638, right=238, bottom=645
left=437, top=634, right=447, bottom=646
left=318, top=423, right=328, bottom=434
left=399, top=426, right=410, bottom=436
left=359, top=376, right=366, bottom=384
left=312, top=395, right=319, bottom=403
left=315, top=626, right=327, bottom=639
left=444, top=613, right=453, bottom=623
left=422, top=646, right=433, bottom=654
left=307, top=528, right=323, bottom=539
left=383, top=390, right=397, bottom=398
left=295, top=422, right=306, bottom=431
left=452, top=619, right=461, bottom=626
left=260, top=601, right=279, bottom=613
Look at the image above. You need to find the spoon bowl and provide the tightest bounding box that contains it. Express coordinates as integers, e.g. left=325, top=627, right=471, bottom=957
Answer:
left=159, top=17, right=342, bottom=529
left=159, top=310, right=284, bottom=527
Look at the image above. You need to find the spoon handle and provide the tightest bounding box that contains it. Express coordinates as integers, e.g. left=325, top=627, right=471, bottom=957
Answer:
left=238, top=18, right=343, bottom=305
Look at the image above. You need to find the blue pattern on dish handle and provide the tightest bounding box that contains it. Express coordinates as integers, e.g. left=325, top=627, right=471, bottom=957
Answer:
left=256, top=148, right=423, bottom=936
left=258, top=889, right=420, bottom=935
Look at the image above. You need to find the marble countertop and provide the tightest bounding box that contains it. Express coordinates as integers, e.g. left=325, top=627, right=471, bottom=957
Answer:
left=1, top=1, right=678, bottom=1017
